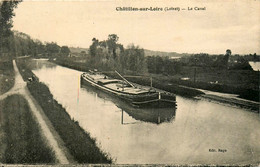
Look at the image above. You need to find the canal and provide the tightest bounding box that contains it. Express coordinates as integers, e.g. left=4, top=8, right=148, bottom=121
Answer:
left=30, top=59, right=260, bottom=164
left=249, top=61, right=260, bottom=71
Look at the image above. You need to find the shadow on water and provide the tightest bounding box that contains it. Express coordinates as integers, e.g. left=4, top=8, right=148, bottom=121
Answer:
left=80, top=83, right=176, bottom=125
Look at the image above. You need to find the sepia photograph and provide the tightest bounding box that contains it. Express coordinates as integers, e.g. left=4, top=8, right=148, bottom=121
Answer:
left=0, top=0, right=259, bottom=166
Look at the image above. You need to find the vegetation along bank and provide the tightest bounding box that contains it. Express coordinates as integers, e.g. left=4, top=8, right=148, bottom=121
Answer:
left=16, top=58, right=112, bottom=164
left=0, top=60, right=14, bottom=95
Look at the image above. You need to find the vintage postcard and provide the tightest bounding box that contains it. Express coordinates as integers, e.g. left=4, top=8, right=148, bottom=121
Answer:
left=0, top=0, right=259, bottom=166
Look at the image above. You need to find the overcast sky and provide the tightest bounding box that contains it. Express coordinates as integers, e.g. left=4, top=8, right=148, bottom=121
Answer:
left=12, top=0, right=260, bottom=54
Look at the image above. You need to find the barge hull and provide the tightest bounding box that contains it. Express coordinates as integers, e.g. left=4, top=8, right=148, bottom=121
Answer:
left=80, top=75, right=176, bottom=108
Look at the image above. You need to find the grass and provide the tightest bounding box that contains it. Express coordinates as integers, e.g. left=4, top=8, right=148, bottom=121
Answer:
left=0, top=60, right=15, bottom=95
left=16, top=58, right=112, bottom=163
left=168, top=66, right=259, bottom=101
left=0, top=94, right=55, bottom=164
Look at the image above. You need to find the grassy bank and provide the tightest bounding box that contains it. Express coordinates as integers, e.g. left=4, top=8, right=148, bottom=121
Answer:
left=164, top=66, right=259, bottom=102
left=16, top=58, right=112, bottom=163
left=0, top=94, right=55, bottom=164
left=0, top=60, right=15, bottom=95
left=51, top=57, right=204, bottom=98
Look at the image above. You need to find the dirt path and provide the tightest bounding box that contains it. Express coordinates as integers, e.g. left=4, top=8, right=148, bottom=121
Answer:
left=0, top=60, right=71, bottom=164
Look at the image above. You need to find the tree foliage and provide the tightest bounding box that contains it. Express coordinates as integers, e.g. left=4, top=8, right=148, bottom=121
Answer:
left=88, top=35, right=146, bottom=73
left=60, top=46, right=70, bottom=56
left=124, top=44, right=146, bottom=73
left=147, top=56, right=182, bottom=74
left=45, top=42, right=60, bottom=55
left=0, top=1, right=20, bottom=37
left=0, top=0, right=20, bottom=57
left=2, top=31, right=70, bottom=58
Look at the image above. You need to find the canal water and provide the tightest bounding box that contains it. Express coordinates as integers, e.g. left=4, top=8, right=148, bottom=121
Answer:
left=30, top=59, right=260, bottom=164
left=249, top=61, right=260, bottom=71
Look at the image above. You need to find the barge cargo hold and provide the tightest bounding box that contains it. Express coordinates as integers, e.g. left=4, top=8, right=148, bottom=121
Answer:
left=80, top=70, right=176, bottom=108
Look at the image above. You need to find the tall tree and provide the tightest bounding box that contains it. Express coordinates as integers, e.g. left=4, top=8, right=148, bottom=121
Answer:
left=107, top=34, right=119, bottom=59
left=125, top=44, right=146, bottom=73
left=89, top=38, right=99, bottom=58
left=60, top=46, right=70, bottom=56
left=0, top=0, right=20, bottom=57
left=45, top=42, right=60, bottom=56
left=224, top=49, right=231, bottom=69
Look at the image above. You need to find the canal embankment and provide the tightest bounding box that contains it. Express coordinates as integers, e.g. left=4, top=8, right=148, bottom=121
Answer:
left=16, top=58, right=112, bottom=163
left=194, top=87, right=259, bottom=112
left=200, top=94, right=259, bottom=112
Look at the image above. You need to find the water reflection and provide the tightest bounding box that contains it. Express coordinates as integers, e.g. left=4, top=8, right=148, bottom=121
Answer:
left=29, top=59, right=57, bottom=70
left=249, top=61, right=260, bottom=71
left=81, top=84, right=176, bottom=124
left=120, top=108, right=175, bottom=125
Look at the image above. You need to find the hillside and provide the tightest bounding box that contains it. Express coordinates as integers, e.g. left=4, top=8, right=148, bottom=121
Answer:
left=69, top=47, right=188, bottom=58
left=144, top=49, right=189, bottom=58
left=69, top=47, right=89, bottom=54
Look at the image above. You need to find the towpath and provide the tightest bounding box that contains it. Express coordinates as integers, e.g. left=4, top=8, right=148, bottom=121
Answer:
left=179, top=85, right=260, bottom=112
left=0, top=60, right=71, bottom=164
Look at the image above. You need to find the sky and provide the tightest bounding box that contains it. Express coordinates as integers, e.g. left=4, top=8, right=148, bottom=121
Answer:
left=12, top=0, right=260, bottom=54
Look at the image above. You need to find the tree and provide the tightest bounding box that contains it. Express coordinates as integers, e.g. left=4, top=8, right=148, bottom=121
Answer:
left=60, top=46, right=70, bottom=56
left=89, top=38, right=99, bottom=58
left=45, top=42, right=60, bottom=56
left=155, top=56, right=164, bottom=74
left=125, top=44, right=146, bottom=73
left=80, top=51, right=87, bottom=57
left=34, top=40, right=46, bottom=56
left=0, top=0, right=20, bottom=57
left=88, top=35, right=125, bottom=70
left=81, top=51, right=86, bottom=54
left=164, top=57, right=175, bottom=74
left=224, top=49, right=231, bottom=69
left=108, top=34, right=119, bottom=43
left=107, top=34, right=119, bottom=59
left=147, top=56, right=156, bottom=73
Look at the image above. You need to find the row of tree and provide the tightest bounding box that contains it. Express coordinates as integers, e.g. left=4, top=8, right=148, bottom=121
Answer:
left=146, top=56, right=182, bottom=74
left=146, top=50, right=253, bottom=75
left=1, top=1, right=71, bottom=59
left=89, top=34, right=146, bottom=73
left=89, top=37, right=253, bottom=75
left=178, top=50, right=231, bottom=68
left=178, top=50, right=252, bottom=70
left=0, top=0, right=253, bottom=75
left=0, top=0, right=20, bottom=58
left=3, top=31, right=71, bottom=58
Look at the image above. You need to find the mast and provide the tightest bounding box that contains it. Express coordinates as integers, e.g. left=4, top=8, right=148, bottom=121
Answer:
left=115, top=70, right=135, bottom=88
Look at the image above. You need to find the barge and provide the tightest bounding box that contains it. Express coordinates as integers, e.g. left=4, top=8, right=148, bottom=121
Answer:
left=80, top=70, right=176, bottom=108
